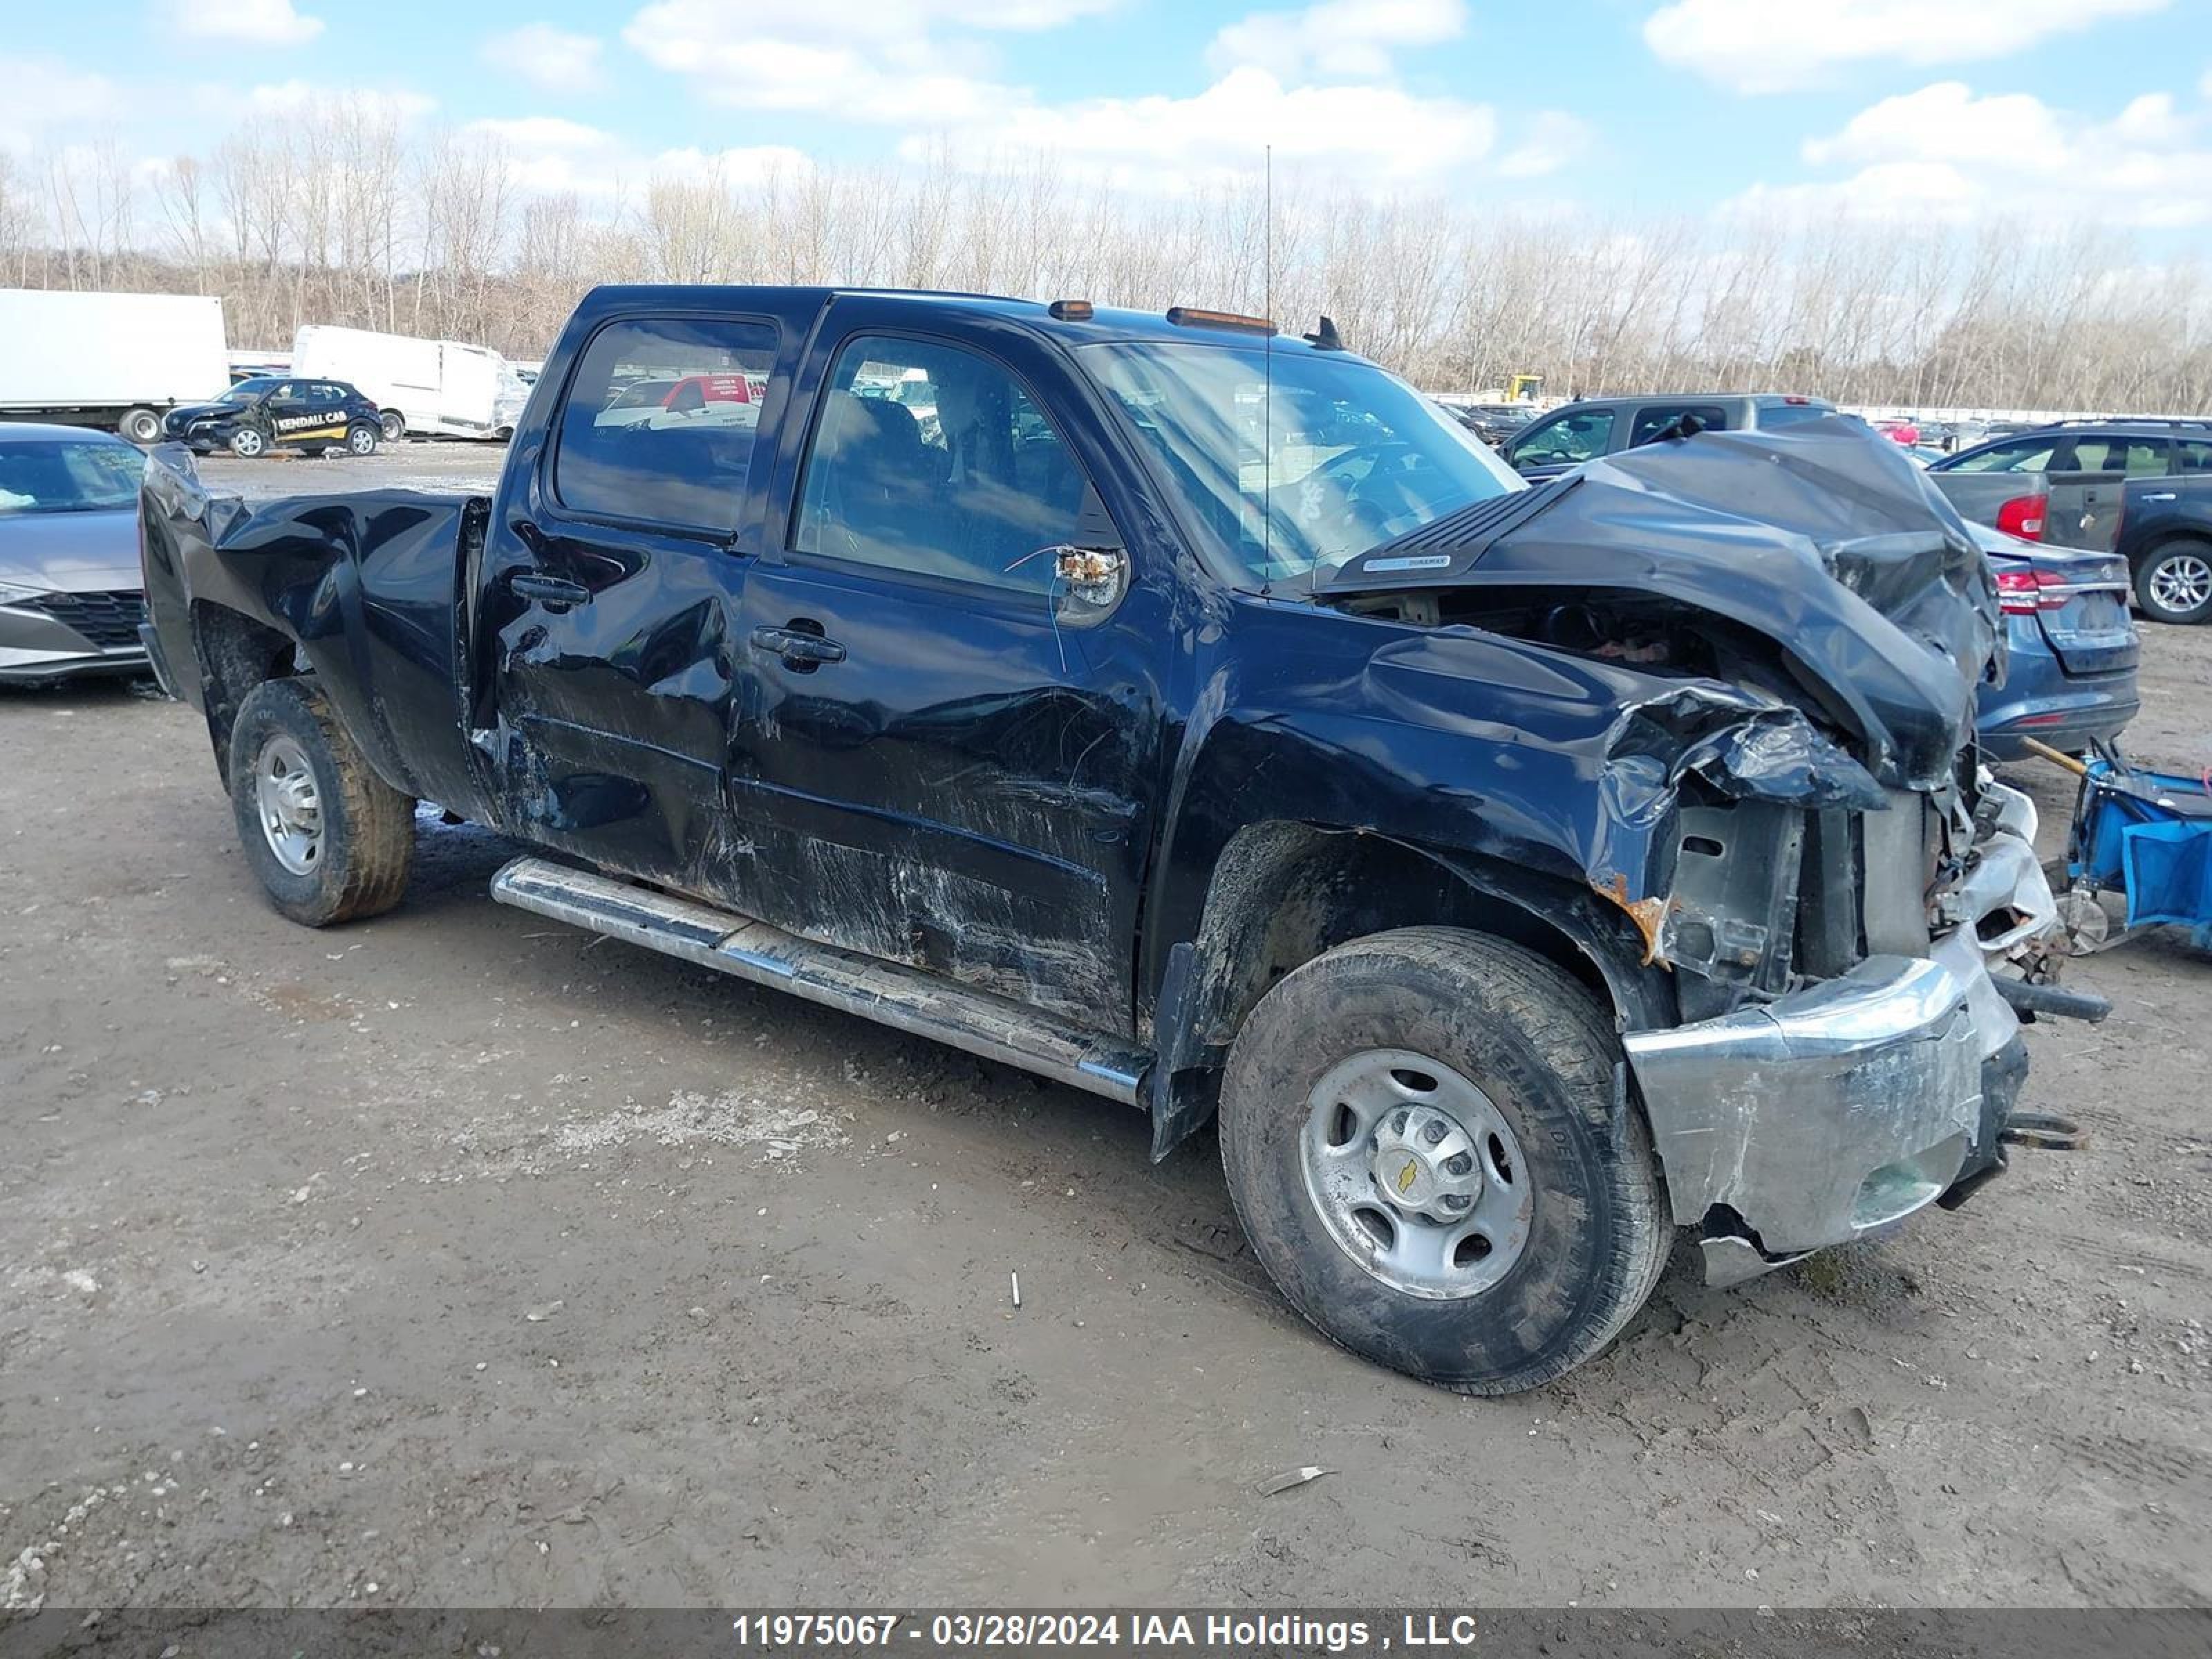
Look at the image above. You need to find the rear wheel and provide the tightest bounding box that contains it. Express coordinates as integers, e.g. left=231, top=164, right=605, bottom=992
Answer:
left=228, top=426, right=268, bottom=458
left=227, top=677, right=415, bottom=926
left=377, top=410, right=404, bottom=444
left=1219, top=927, right=1669, bottom=1394
left=2135, top=539, right=2212, bottom=625
left=119, top=406, right=162, bottom=445
left=346, top=422, right=379, bottom=456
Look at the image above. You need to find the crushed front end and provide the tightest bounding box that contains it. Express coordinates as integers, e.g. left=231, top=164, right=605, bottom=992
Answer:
left=1620, top=767, right=2058, bottom=1284
left=1323, top=418, right=2094, bottom=1285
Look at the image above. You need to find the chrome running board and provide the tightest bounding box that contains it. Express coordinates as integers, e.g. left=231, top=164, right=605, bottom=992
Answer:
left=490, top=856, right=1150, bottom=1105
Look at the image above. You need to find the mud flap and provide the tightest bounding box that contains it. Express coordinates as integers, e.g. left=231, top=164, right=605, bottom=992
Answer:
left=1147, top=941, right=1217, bottom=1160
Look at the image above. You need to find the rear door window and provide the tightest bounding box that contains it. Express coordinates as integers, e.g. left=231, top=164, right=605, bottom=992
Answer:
left=1629, top=403, right=1730, bottom=444
left=1757, top=400, right=1832, bottom=428
left=553, top=317, right=779, bottom=532
left=1511, top=408, right=1615, bottom=466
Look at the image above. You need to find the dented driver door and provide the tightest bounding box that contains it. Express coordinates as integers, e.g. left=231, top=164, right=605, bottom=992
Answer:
left=726, top=321, right=1168, bottom=1033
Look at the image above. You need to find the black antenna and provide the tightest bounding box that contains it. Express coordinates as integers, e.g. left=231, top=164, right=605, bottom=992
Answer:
left=1262, top=144, right=1273, bottom=591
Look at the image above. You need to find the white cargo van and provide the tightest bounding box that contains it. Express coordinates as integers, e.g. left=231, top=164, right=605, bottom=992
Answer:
left=0, top=290, right=231, bottom=443
left=290, top=325, right=528, bottom=442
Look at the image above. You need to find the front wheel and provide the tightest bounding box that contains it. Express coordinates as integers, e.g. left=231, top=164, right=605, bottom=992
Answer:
left=227, top=677, right=415, bottom=926
left=228, top=426, right=268, bottom=458
left=119, top=406, right=162, bottom=444
left=1219, top=927, right=1669, bottom=1394
left=377, top=410, right=404, bottom=444
left=2135, top=539, right=2212, bottom=625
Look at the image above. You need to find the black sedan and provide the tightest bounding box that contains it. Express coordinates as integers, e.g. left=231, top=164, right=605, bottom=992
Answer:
left=163, top=377, right=384, bottom=458
left=0, top=424, right=151, bottom=684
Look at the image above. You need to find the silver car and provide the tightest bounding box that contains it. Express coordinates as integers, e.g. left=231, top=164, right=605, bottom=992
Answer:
left=0, top=424, right=149, bottom=684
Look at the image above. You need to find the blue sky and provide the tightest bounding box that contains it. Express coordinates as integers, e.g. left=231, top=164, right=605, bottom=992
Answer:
left=6, top=1, right=2209, bottom=237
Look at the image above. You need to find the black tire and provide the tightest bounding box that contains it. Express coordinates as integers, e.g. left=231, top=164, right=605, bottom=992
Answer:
left=347, top=421, right=379, bottom=456
left=2133, top=538, right=2212, bottom=625
left=227, top=677, right=415, bottom=927
left=1219, top=927, right=1669, bottom=1395
left=228, top=425, right=268, bottom=458
left=377, top=410, right=404, bottom=444
left=119, top=406, right=162, bottom=445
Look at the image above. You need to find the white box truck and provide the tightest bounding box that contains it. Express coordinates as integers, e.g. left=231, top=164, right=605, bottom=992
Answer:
left=0, top=289, right=231, bottom=444
left=290, top=325, right=528, bottom=442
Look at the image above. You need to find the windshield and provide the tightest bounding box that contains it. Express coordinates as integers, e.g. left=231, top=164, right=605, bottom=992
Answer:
left=1085, top=341, right=1522, bottom=585
left=0, top=440, right=147, bottom=514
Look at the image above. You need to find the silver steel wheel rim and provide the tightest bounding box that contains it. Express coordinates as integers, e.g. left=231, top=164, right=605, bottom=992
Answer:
left=1299, top=1048, right=1533, bottom=1300
left=2150, top=554, right=2212, bottom=613
left=254, top=734, right=324, bottom=876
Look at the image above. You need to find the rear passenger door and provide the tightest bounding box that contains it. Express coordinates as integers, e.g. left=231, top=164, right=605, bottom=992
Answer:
left=730, top=322, right=1168, bottom=1031
left=487, top=312, right=783, bottom=887
left=2049, top=433, right=2167, bottom=552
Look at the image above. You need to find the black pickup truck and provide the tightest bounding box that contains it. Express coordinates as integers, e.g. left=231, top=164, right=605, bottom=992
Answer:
left=139, top=285, right=2088, bottom=1394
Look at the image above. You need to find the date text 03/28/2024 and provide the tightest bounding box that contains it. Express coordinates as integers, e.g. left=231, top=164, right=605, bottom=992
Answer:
left=729, top=1613, right=1483, bottom=1651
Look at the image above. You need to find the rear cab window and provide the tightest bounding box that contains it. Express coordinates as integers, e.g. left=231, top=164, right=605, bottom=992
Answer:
left=552, top=317, right=779, bottom=532
left=1755, top=400, right=1833, bottom=429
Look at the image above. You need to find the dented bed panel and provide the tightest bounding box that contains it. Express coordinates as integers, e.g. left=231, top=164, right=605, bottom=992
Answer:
left=140, top=451, right=493, bottom=820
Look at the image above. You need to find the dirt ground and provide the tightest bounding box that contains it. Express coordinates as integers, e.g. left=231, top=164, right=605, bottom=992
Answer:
left=2, top=447, right=2208, bottom=1611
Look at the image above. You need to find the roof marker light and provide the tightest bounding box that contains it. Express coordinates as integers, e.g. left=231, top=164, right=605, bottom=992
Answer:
left=1048, top=299, right=1094, bottom=321
left=1165, top=306, right=1277, bottom=335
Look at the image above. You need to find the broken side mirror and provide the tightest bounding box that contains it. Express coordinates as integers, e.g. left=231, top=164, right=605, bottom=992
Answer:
left=1046, top=485, right=1129, bottom=624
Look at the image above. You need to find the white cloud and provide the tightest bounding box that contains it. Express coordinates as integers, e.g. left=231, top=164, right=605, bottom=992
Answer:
left=1646, top=0, right=2166, bottom=95
left=0, top=55, right=119, bottom=151
left=1730, top=81, right=2212, bottom=229
left=245, top=81, right=436, bottom=124
left=466, top=115, right=615, bottom=153
left=1206, top=0, right=1465, bottom=81
left=1800, top=81, right=2067, bottom=169
left=915, top=65, right=1497, bottom=187
left=1496, top=110, right=1591, bottom=178
left=167, top=0, right=325, bottom=47
left=481, top=24, right=604, bottom=93
left=648, top=144, right=818, bottom=188
left=466, top=117, right=620, bottom=194
left=625, top=0, right=1125, bottom=123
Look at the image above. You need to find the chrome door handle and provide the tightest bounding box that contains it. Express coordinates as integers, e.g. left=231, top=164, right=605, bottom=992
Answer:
left=750, top=626, right=847, bottom=666
left=508, top=572, right=592, bottom=608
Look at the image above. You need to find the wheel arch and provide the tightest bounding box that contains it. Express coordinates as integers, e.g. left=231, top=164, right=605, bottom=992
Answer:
left=189, top=601, right=301, bottom=789
left=1143, top=818, right=1669, bottom=1157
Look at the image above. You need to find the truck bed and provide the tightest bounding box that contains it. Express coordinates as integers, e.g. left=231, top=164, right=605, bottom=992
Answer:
left=138, top=453, right=494, bottom=821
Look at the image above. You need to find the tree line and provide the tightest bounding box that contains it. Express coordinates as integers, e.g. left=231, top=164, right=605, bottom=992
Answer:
left=2, top=109, right=2206, bottom=415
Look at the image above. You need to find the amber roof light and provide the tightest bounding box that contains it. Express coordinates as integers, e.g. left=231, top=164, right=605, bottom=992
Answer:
left=1165, top=306, right=1277, bottom=335
left=1047, top=299, right=1094, bottom=321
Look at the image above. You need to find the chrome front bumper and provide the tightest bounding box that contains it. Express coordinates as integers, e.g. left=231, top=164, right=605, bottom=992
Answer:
left=1624, top=778, right=2056, bottom=1286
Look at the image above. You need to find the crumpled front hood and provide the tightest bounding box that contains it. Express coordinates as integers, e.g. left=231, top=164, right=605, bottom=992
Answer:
left=1326, top=418, right=2000, bottom=789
